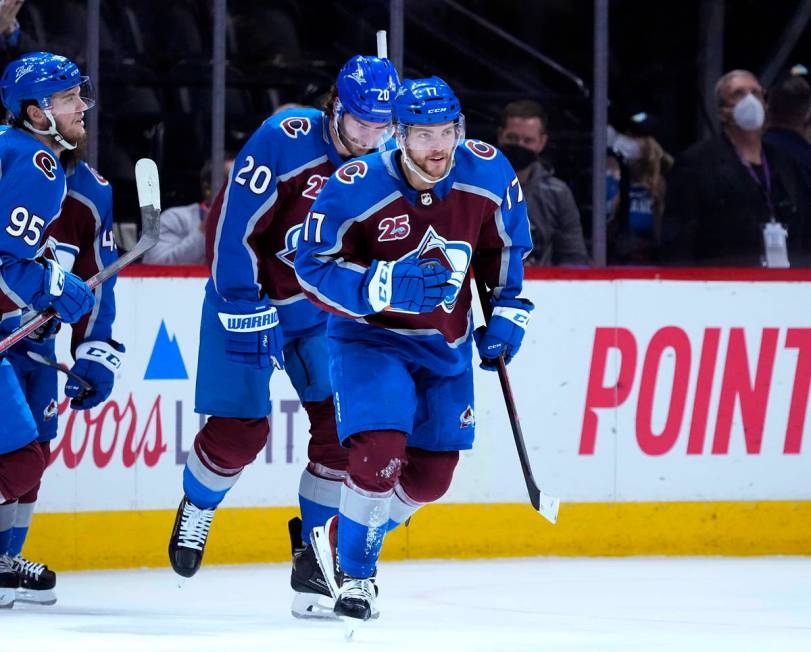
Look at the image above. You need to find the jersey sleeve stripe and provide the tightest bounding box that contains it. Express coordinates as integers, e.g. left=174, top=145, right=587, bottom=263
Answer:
left=66, top=189, right=105, bottom=339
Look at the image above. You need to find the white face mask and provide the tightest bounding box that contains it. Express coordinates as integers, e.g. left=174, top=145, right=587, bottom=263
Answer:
left=732, top=93, right=765, bottom=131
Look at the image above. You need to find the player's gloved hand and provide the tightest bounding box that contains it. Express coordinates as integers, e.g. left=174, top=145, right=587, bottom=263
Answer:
left=473, top=298, right=534, bottom=370
left=216, top=296, right=284, bottom=370
left=365, top=257, right=454, bottom=313
left=32, top=258, right=95, bottom=324
left=66, top=339, right=125, bottom=409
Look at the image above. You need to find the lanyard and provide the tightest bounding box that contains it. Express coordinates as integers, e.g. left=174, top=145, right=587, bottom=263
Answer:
left=739, top=149, right=775, bottom=219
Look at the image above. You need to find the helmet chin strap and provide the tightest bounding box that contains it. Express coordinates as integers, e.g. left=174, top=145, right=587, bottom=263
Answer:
left=23, top=109, right=78, bottom=151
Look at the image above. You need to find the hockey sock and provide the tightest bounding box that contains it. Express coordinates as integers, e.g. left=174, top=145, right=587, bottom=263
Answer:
left=337, top=478, right=392, bottom=578
left=0, top=501, right=16, bottom=554
left=386, top=484, right=424, bottom=532
left=7, top=500, right=36, bottom=557
left=182, top=444, right=242, bottom=510
left=298, top=464, right=345, bottom=546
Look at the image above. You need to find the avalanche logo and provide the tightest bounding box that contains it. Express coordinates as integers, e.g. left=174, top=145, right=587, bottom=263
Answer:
left=281, top=117, right=311, bottom=139
left=33, top=150, right=57, bottom=180
left=459, top=405, right=475, bottom=429
left=336, top=160, right=368, bottom=184
left=397, top=226, right=472, bottom=313
left=276, top=223, right=303, bottom=269
left=43, top=399, right=58, bottom=421
left=464, top=139, right=497, bottom=160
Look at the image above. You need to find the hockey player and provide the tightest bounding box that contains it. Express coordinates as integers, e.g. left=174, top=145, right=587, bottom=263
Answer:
left=294, top=77, right=533, bottom=622
left=168, top=55, right=400, bottom=616
left=0, top=52, right=97, bottom=608
left=0, top=138, right=122, bottom=606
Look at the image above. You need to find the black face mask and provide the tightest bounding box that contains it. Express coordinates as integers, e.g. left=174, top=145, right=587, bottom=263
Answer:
left=500, top=144, right=538, bottom=171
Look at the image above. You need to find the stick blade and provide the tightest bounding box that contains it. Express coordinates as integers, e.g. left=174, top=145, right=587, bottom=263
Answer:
left=534, top=491, right=560, bottom=524
left=135, top=158, right=161, bottom=212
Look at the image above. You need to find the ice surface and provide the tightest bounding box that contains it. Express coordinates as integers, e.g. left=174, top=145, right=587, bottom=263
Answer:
left=3, top=557, right=810, bottom=651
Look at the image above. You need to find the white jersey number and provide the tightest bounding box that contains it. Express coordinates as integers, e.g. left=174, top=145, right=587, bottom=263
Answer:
left=6, top=207, right=45, bottom=246
left=234, top=156, right=273, bottom=194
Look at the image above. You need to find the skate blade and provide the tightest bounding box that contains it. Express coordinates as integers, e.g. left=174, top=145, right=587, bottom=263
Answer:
left=0, top=588, right=15, bottom=609
left=15, top=588, right=57, bottom=606
left=310, top=526, right=339, bottom=598
left=291, top=592, right=339, bottom=620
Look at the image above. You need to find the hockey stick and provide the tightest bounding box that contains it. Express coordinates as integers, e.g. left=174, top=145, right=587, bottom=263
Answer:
left=376, top=30, right=388, bottom=59
left=26, top=350, right=93, bottom=393
left=475, top=277, right=560, bottom=524
left=0, top=158, right=161, bottom=354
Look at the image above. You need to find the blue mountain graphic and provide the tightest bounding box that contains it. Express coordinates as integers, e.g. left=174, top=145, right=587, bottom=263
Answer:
left=144, top=321, right=188, bottom=380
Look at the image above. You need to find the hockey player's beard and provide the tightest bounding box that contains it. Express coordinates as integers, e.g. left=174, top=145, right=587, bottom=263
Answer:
left=59, top=133, right=89, bottom=168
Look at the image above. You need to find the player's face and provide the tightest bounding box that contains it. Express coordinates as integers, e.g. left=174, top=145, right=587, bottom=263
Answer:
left=340, top=113, right=393, bottom=154
left=404, top=122, right=459, bottom=180
left=50, top=86, right=89, bottom=142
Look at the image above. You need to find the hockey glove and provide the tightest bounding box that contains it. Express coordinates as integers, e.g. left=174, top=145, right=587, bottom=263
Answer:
left=216, top=297, right=284, bottom=370
left=473, top=298, right=534, bottom=370
left=366, top=257, right=454, bottom=313
left=31, top=258, right=95, bottom=324
left=66, top=339, right=125, bottom=409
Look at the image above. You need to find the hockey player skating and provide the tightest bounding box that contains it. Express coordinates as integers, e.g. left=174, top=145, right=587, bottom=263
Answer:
left=295, top=77, right=534, bottom=623
left=168, top=55, right=399, bottom=618
left=0, top=52, right=98, bottom=608
left=0, top=137, right=122, bottom=606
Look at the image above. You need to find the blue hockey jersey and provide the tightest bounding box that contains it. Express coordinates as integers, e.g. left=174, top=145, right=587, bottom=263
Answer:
left=295, top=140, right=532, bottom=375
left=206, top=108, right=347, bottom=339
left=0, top=126, right=67, bottom=334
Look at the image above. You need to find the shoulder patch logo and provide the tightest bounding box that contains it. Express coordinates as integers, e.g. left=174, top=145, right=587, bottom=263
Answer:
left=281, top=117, right=312, bottom=139
left=336, top=160, right=368, bottom=184
left=33, top=150, right=57, bottom=180
left=87, top=164, right=109, bottom=186
left=464, top=139, right=497, bottom=160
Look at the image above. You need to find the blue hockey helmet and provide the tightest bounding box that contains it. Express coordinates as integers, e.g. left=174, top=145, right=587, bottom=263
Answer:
left=336, top=55, right=399, bottom=124
left=0, top=52, right=94, bottom=119
left=393, top=77, right=462, bottom=125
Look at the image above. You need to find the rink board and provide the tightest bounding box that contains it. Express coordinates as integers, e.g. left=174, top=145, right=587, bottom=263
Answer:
left=25, top=267, right=811, bottom=569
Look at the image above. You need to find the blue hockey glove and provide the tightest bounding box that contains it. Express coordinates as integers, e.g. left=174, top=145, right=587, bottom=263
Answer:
left=66, top=339, right=125, bottom=409
left=32, top=258, right=95, bottom=324
left=365, top=257, right=454, bottom=313
left=216, top=296, right=284, bottom=370
left=473, top=298, right=534, bottom=370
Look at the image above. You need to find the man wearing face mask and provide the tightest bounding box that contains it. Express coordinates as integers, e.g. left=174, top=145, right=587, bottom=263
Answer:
left=662, top=69, right=810, bottom=266
left=497, top=100, right=590, bottom=266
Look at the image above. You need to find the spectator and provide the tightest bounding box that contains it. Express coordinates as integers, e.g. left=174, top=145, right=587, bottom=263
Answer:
left=663, top=69, right=810, bottom=266
left=142, top=157, right=234, bottom=265
left=0, top=0, right=37, bottom=70
left=497, top=99, right=590, bottom=266
left=764, top=70, right=811, bottom=191
left=608, top=114, right=673, bottom=263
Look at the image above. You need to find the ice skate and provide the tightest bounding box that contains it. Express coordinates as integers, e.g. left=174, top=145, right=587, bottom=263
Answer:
left=168, top=496, right=215, bottom=578
left=310, top=515, right=379, bottom=625
left=13, top=556, right=57, bottom=605
left=0, top=554, right=19, bottom=609
left=288, top=517, right=337, bottom=619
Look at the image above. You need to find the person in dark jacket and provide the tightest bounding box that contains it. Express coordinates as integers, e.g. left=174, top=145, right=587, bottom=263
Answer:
left=497, top=99, right=590, bottom=266
left=764, top=71, right=811, bottom=192
left=663, top=69, right=810, bottom=266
